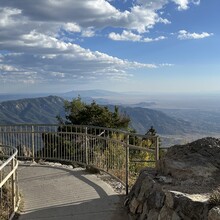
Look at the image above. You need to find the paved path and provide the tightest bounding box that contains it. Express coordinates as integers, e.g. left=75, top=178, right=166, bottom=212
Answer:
left=18, top=163, right=128, bottom=220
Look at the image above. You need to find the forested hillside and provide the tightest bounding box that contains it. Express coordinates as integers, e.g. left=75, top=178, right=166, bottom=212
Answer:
left=0, top=96, right=65, bottom=124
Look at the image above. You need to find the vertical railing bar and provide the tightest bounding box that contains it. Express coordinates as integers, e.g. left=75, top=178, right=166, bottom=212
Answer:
left=11, top=157, right=16, bottom=212
left=85, top=127, right=88, bottom=165
left=125, top=134, right=130, bottom=195
left=31, top=125, right=35, bottom=162
left=155, top=136, right=160, bottom=168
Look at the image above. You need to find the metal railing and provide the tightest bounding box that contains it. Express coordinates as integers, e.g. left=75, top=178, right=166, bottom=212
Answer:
left=0, top=145, right=19, bottom=220
left=0, top=124, right=160, bottom=194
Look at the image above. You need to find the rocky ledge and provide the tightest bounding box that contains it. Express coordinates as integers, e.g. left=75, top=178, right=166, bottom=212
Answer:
left=125, top=137, right=220, bottom=220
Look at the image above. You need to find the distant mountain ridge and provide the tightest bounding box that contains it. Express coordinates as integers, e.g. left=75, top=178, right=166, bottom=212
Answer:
left=107, top=105, right=191, bottom=135
left=0, top=89, right=129, bottom=105
left=62, top=89, right=121, bottom=98
left=0, top=96, right=192, bottom=135
left=0, top=96, right=65, bottom=124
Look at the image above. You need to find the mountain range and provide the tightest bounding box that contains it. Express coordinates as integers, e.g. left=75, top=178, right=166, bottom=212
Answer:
left=0, top=95, right=191, bottom=135
left=0, top=95, right=220, bottom=139
left=0, top=96, right=65, bottom=124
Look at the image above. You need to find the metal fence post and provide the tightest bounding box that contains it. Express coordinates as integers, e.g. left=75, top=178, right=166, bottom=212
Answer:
left=31, top=125, right=35, bottom=162
left=85, top=127, right=88, bottom=165
left=11, top=157, right=16, bottom=212
left=155, top=136, right=160, bottom=168
left=125, top=134, right=129, bottom=195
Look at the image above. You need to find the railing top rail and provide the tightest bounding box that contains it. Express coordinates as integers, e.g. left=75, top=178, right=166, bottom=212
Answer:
left=0, top=124, right=159, bottom=138
left=0, top=145, right=18, bottom=171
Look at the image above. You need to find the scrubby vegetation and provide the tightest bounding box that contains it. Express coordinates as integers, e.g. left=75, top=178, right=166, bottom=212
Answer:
left=39, top=98, right=157, bottom=184
left=0, top=185, right=12, bottom=220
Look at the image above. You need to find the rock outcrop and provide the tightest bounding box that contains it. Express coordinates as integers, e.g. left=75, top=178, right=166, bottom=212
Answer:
left=125, top=137, right=220, bottom=220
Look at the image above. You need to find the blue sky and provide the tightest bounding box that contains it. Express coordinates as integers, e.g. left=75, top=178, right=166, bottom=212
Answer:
left=0, top=0, right=219, bottom=94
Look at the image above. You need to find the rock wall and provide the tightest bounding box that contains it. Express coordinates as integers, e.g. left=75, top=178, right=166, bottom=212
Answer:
left=125, top=138, right=220, bottom=220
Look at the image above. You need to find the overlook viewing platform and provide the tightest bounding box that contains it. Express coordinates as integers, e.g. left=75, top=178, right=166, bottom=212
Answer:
left=0, top=124, right=159, bottom=220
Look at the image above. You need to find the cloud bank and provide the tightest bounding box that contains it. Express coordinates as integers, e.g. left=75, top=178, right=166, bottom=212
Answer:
left=0, top=0, right=205, bottom=90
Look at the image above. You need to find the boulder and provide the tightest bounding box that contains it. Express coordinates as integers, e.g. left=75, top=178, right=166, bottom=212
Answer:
left=159, top=137, right=220, bottom=192
left=125, top=137, right=220, bottom=219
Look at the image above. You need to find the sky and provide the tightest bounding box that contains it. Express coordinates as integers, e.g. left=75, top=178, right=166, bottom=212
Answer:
left=0, top=0, right=219, bottom=94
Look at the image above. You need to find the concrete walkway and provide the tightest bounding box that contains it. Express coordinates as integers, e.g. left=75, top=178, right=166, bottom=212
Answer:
left=18, top=163, right=128, bottom=220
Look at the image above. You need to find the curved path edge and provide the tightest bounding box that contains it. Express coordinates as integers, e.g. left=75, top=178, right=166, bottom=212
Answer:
left=18, top=162, right=128, bottom=220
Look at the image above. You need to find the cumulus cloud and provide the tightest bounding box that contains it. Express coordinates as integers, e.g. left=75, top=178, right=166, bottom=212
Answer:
left=64, top=23, right=81, bottom=33
left=172, top=0, right=200, bottom=10
left=81, top=28, right=95, bottom=37
left=109, top=30, right=166, bottom=42
left=178, top=30, right=213, bottom=40
left=0, top=0, right=171, bottom=35
left=109, top=31, right=142, bottom=42
left=0, top=31, right=157, bottom=85
left=0, top=0, right=195, bottom=88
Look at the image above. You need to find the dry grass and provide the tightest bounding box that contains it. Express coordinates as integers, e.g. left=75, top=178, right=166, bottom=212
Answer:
left=0, top=185, right=12, bottom=220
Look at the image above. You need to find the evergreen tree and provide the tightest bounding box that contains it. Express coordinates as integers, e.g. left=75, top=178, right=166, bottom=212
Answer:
left=58, top=97, right=130, bottom=129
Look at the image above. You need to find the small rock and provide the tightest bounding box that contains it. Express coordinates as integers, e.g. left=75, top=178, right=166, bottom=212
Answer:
left=208, top=206, right=220, bottom=220
left=157, top=175, right=173, bottom=184
left=147, top=209, right=159, bottom=220
left=129, top=197, right=140, bottom=214
left=86, top=165, right=100, bottom=174
left=158, top=205, right=173, bottom=220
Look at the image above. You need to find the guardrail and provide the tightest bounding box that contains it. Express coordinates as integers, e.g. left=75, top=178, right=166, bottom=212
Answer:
left=0, top=124, right=160, bottom=194
left=0, top=145, right=19, bottom=220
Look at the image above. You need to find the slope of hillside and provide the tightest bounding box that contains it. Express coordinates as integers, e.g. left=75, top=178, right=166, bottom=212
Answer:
left=0, top=96, right=65, bottom=124
left=0, top=96, right=192, bottom=135
left=116, top=106, right=192, bottom=135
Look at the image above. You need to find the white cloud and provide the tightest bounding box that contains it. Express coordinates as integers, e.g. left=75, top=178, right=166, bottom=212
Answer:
left=0, top=0, right=171, bottom=35
left=178, top=30, right=213, bottom=40
left=64, top=23, right=81, bottom=33
left=0, top=0, right=194, bottom=89
left=0, top=31, right=159, bottom=85
left=172, top=0, right=200, bottom=10
left=109, top=30, right=166, bottom=42
left=81, top=28, right=95, bottom=37
left=109, top=30, right=142, bottom=42
left=143, top=36, right=166, bottom=42
left=159, top=63, right=174, bottom=67
left=0, top=64, right=19, bottom=71
left=0, top=7, right=22, bottom=27
left=0, top=0, right=200, bottom=37
left=173, top=0, right=189, bottom=10
left=64, top=23, right=95, bottom=38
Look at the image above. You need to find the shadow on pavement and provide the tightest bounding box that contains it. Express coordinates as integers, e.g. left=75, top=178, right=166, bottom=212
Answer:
left=18, top=164, right=128, bottom=220
left=19, top=195, right=127, bottom=220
